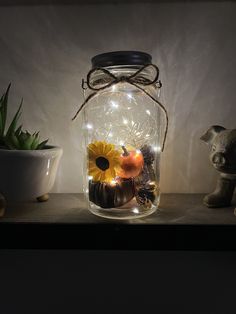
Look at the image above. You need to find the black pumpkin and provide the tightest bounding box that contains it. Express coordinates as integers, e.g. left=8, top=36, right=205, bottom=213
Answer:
left=89, top=178, right=135, bottom=208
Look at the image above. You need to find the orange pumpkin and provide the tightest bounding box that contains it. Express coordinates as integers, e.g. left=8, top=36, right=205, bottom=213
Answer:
left=118, top=146, right=144, bottom=179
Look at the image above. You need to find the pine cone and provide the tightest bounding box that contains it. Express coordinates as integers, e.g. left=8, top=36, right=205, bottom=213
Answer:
left=140, top=144, right=155, bottom=165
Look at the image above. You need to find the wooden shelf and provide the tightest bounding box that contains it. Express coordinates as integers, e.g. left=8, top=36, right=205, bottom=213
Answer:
left=0, top=193, right=236, bottom=250
left=2, top=193, right=236, bottom=224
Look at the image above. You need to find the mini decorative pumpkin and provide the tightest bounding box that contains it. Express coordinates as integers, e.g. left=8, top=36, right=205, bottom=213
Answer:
left=118, top=146, right=144, bottom=179
left=89, top=177, right=135, bottom=208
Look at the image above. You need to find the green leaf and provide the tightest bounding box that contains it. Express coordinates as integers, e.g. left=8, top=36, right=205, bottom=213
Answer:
left=37, top=139, right=48, bottom=150
left=15, top=125, right=22, bottom=137
left=1, top=83, right=11, bottom=137
left=0, top=93, right=4, bottom=105
left=31, top=133, right=40, bottom=150
left=11, top=134, right=20, bottom=149
left=4, top=134, right=19, bottom=149
left=0, top=85, right=49, bottom=151
left=0, top=111, right=3, bottom=136
left=0, top=97, right=5, bottom=136
left=24, top=136, right=35, bottom=150
left=6, top=98, right=23, bottom=138
left=17, top=131, right=38, bottom=150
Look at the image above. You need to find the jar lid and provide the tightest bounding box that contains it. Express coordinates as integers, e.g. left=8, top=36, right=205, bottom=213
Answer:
left=91, top=51, right=152, bottom=68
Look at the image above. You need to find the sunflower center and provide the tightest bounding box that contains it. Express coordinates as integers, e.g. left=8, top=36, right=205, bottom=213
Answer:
left=96, top=156, right=110, bottom=171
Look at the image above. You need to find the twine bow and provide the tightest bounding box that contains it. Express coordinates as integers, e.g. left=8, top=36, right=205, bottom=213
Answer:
left=72, top=64, right=168, bottom=151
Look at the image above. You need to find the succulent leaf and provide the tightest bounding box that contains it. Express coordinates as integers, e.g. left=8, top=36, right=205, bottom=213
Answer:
left=4, top=134, right=20, bottom=149
left=6, top=98, right=23, bottom=138
left=31, top=135, right=40, bottom=150
left=18, top=131, right=29, bottom=149
left=0, top=111, right=3, bottom=138
left=15, top=125, right=22, bottom=137
left=0, top=85, right=49, bottom=150
left=0, top=83, right=11, bottom=137
left=37, top=139, right=48, bottom=150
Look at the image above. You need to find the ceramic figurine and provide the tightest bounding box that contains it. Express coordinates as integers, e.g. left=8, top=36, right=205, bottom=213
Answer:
left=201, top=125, right=236, bottom=207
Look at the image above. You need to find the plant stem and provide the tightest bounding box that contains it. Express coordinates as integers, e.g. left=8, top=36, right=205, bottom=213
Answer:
left=121, top=145, right=129, bottom=156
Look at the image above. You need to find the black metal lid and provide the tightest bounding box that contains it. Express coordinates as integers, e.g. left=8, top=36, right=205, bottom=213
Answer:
left=91, top=51, right=152, bottom=68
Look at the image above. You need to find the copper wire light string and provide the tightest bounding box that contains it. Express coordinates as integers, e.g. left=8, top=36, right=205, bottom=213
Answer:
left=72, top=64, right=168, bottom=152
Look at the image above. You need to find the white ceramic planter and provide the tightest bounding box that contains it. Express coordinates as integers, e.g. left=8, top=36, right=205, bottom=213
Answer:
left=0, top=146, right=63, bottom=201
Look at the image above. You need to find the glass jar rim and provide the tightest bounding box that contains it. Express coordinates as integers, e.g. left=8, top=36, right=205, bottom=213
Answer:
left=91, top=51, right=152, bottom=69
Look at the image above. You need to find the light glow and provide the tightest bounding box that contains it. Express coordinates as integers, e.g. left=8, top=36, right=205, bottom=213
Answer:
left=146, top=109, right=151, bottom=115
left=135, top=149, right=142, bottom=159
left=153, top=145, right=161, bottom=152
left=110, top=179, right=117, bottom=186
left=133, top=208, right=139, bottom=214
left=110, top=100, right=119, bottom=108
left=86, top=123, right=93, bottom=130
left=46, top=160, right=50, bottom=176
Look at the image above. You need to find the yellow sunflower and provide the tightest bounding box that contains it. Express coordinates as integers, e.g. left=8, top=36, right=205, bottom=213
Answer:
left=88, top=141, right=121, bottom=182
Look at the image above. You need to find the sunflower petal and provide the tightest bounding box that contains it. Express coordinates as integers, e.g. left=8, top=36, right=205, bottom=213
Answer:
left=87, top=140, right=121, bottom=183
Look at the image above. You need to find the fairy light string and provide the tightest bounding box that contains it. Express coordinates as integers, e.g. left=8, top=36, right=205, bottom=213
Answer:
left=72, top=64, right=168, bottom=152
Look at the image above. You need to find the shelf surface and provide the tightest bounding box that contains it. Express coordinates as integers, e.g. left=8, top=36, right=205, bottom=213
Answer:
left=1, top=193, right=236, bottom=224
left=0, top=193, right=236, bottom=250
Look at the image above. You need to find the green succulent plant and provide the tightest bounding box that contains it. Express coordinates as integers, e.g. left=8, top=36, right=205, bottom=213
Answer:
left=0, top=84, right=48, bottom=150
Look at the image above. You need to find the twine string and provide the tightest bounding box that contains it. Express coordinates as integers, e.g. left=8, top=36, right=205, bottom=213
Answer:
left=72, top=64, right=168, bottom=151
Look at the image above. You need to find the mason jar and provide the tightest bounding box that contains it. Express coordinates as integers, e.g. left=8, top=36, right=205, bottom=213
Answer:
left=75, top=51, right=168, bottom=219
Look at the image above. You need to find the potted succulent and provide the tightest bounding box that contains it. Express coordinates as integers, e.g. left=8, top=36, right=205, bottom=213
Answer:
left=0, top=84, right=62, bottom=216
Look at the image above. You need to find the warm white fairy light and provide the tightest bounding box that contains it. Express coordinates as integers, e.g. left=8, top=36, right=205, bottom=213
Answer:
left=115, top=109, right=157, bottom=147
left=153, top=145, right=161, bottom=152
left=86, top=123, right=93, bottom=130
left=110, top=100, right=119, bottom=108
left=88, top=175, right=93, bottom=180
left=94, top=86, right=158, bottom=148
left=119, top=140, right=124, bottom=146
left=134, top=149, right=142, bottom=159
left=132, top=208, right=139, bottom=214
left=110, top=179, right=117, bottom=186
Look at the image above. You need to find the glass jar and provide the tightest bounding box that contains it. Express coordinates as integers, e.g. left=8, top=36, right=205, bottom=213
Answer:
left=76, top=51, right=167, bottom=219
